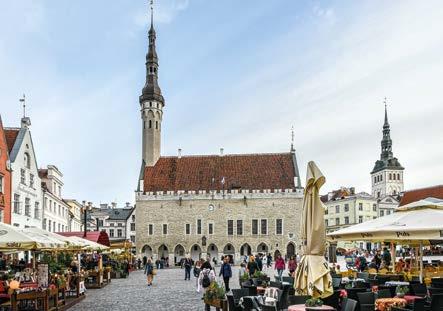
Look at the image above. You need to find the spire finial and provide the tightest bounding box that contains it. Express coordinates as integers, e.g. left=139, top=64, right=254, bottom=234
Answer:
left=291, top=126, right=295, bottom=151
left=383, top=97, right=389, bottom=126
left=19, top=94, right=26, bottom=118
left=150, top=0, right=154, bottom=29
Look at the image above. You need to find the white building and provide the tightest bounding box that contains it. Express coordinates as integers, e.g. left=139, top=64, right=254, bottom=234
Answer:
left=91, top=202, right=135, bottom=243
left=64, top=199, right=83, bottom=232
left=39, top=165, right=70, bottom=232
left=5, top=116, right=42, bottom=228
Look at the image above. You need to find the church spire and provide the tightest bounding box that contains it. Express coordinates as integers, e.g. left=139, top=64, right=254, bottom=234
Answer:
left=140, top=0, right=164, bottom=105
left=380, top=97, right=392, bottom=161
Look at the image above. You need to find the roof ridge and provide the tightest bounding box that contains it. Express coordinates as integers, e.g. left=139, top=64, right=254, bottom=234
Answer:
left=404, top=185, right=443, bottom=192
left=160, top=152, right=292, bottom=158
left=4, top=127, right=20, bottom=131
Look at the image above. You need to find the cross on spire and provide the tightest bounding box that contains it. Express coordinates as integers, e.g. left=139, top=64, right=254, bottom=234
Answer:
left=19, top=94, right=26, bottom=118
left=150, top=0, right=154, bottom=28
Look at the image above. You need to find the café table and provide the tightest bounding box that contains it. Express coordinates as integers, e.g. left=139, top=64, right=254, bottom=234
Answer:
left=375, top=297, right=407, bottom=311
left=399, top=295, right=422, bottom=304
left=385, top=281, right=409, bottom=287
left=288, top=304, right=335, bottom=311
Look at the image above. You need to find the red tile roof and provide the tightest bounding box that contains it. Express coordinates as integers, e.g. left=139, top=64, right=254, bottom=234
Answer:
left=399, top=185, right=443, bottom=206
left=57, top=231, right=110, bottom=247
left=143, top=153, right=297, bottom=193
left=4, top=129, right=19, bottom=153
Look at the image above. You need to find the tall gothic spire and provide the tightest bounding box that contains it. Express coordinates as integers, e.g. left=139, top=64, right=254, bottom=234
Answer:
left=140, top=0, right=164, bottom=105
left=380, top=97, right=393, bottom=160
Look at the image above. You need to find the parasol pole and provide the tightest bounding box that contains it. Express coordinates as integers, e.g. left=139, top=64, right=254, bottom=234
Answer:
left=419, top=242, right=423, bottom=283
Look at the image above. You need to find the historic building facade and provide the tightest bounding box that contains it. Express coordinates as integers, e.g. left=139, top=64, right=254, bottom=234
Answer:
left=0, top=115, right=12, bottom=224
left=5, top=115, right=42, bottom=228
left=64, top=199, right=83, bottom=232
left=135, top=10, right=303, bottom=264
left=40, top=165, right=70, bottom=232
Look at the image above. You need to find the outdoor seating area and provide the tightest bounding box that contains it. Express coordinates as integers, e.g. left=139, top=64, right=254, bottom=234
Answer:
left=0, top=223, right=136, bottom=310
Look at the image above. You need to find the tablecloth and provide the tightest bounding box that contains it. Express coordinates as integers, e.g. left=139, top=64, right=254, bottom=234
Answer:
left=288, top=304, right=335, bottom=311
left=375, top=298, right=407, bottom=311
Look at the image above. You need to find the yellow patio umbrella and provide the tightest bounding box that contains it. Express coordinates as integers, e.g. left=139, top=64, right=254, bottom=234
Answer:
left=294, top=161, right=333, bottom=298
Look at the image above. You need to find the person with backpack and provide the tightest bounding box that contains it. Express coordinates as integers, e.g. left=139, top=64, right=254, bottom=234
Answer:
left=197, top=266, right=216, bottom=311
left=219, top=255, right=232, bottom=292
left=182, top=255, right=193, bottom=281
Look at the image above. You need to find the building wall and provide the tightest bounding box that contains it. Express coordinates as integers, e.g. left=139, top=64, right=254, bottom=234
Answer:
left=65, top=200, right=83, bottom=232
left=136, top=191, right=303, bottom=264
left=10, top=129, right=42, bottom=228
left=126, top=208, right=136, bottom=244
left=371, top=169, right=404, bottom=198
left=0, top=123, right=11, bottom=224
left=42, top=191, right=69, bottom=232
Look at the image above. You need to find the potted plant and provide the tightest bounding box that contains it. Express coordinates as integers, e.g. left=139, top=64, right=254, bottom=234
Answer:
left=203, top=282, right=226, bottom=308
left=396, top=285, right=409, bottom=298
left=240, top=272, right=250, bottom=284
left=305, top=298, right=323, bottom=307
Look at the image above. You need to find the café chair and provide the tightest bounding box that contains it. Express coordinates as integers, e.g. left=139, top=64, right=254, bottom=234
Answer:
left=288, top=295, right=311, bottom=305
left=232, top=288, right=249, bottom=304
left=332, top=277, right=342, bottom=289
left=341, top=298, right=358, bottom=311
left=410, top=283, right=428, bottom=297
left=429, top=287, right=443, bottom=297
left=376, top=289, right=392, bottom=298
left=269, top=281, right=283, bottom=290
left=357, top=291, right=375, bottom=311
left=430, top=293, right=443, bottom=310
left=323, top=290, right=341, bottom=310
left=226, top=294, right=242, bottom=311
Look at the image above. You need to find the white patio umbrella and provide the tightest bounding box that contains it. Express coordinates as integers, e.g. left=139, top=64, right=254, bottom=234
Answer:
left=66, top=236, right=109, bottom=251
left=294, top=161, right=333, bottom=298
left=0, top=222, right=48, bottom=250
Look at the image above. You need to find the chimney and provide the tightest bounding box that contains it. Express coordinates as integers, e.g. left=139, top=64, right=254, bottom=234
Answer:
left=220, top=148, right=224, bottom=156
left=125, top=202, right=131, bottom=208
left=350, top=187, right=355, bottom=195
left=178, top=148, right=182, bottom=158
left=111, top=202, right=117, bottom=209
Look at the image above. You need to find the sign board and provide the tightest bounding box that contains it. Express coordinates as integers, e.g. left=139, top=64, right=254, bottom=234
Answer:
left=37, top=264, right=49, bottom=288
left=79, top=281, right=86, bottom=294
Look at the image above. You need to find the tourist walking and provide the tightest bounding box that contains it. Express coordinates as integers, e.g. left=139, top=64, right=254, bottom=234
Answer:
left=219, top=256, right=232, bottom=292
left=274, top=254, right=285, bottom=281
left=288, top=256, right=297, bottom=276
left=255, top=254, right=263, bottom=271
left=247, top=256, right=259, bottom=277
left=183, top=255, right=193, bottom=280
left=266, top=253, right=272, bottom=268
left=197, top=266, right=216, bottom=311
left=145, top=258, right=154, bottom=286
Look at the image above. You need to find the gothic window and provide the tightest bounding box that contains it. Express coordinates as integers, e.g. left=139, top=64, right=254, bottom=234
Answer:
left=236, top=220, right=243, bottom=235
left=252, top=219, right=258, bottom=235
left=149, top=120, right=152, bottom=129
left=397, top=173, right=400, bottom=180
left=154, top=68, right=157, bottom=74
left=389, top=173, right=392, bottom=180
left=149, top=102, right=152, bottom=107
left=24, top=153, right=31, bottom=169
left=227, top=220, right=233, bottom=236
left=380, top=175, right=383, bottom=181
left=156, top=121, right=158, bottom=129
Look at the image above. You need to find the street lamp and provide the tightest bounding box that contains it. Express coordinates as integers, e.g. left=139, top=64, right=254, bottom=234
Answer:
left=82, top=201, right=92, bottom=238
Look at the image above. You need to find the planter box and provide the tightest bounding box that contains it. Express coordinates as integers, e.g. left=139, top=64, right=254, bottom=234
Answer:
left=204, top=299, right=227, bottom=310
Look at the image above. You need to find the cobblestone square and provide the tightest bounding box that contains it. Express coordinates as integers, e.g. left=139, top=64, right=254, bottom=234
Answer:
left=71, top=266, right=258, bottom=311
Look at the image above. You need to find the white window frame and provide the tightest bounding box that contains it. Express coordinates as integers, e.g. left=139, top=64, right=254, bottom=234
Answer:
left=251, top=219, right=258, bottom=235
left=260, top=218, right=268, bottom=235
left=275, top=218, right=283, bottom=235
left=236, top=219, right=243, bottom=236
left=148, top=224, right=154, bottom=236
left=196, top=218, right=202, bottom=235
left=208, top=222, right=214, bottom=235
left=227, top=219, right=234, bottom=236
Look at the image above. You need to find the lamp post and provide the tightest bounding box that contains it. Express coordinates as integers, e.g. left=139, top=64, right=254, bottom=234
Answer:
left=82, top=201, right=92, bottom=238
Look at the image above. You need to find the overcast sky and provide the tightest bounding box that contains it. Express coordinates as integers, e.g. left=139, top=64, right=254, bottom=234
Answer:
left=1, top=0, right=442, bottom=206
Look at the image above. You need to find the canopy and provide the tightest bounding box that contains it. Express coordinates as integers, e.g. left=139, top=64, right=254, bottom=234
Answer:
left=22, top=227, right=84, bottom=249
left=294, top=161, right=333, bottom=298
left=327, top=197, right=443, bottom=244
left=66, top=236, right=109, bottom=251
left=18, top=228, right=66, bottom=249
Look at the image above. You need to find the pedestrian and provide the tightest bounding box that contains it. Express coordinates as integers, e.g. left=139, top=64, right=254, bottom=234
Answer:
left=382, top=247, right=392, bottom=267
left=183, top=255, right=193, bottom=281
left=137, top=258, right=142, bottom=270
left=145, top=258, right=154, bottom=286
left=201, top=257, right=213, bottom=270
left=247, top=256, right=259, bottom=277
left=256, top=254, right=263, bottom=271
left=267, top=253, right=272, bottom=268
left=219, top=255, right=232, bottom=292
left=142, top=256, right=147, bottom=267
left=198, top=266, right=216, bottom=311
left=288, top=255, right=297, bottom=275
left=274, top=254, right=285, bottom=281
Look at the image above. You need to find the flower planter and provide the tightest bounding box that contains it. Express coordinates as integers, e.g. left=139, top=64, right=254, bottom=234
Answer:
left=204, top=299, right=227, bottom=310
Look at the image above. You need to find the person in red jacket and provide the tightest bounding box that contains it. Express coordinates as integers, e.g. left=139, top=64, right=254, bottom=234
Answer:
left=274, top=254, right=285, bottom=281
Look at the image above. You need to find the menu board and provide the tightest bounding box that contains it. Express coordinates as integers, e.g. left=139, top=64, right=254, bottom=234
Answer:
left=37, top=264, right=49, bottom=288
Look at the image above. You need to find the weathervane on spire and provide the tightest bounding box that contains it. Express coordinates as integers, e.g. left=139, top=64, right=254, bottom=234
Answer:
left=150, top=0, right=154, bottom=27
left=19, top=94, right=26, bottom=118
left=291, top=126, right=295, bottom=151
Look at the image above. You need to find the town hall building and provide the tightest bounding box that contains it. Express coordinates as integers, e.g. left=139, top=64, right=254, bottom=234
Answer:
left=135, top=9, right=304, bottom=264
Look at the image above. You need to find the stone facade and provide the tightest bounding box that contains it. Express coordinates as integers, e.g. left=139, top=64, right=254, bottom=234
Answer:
left=0, top=116, right=12, bottom=224
left=136, top=191, right=303, bottom=265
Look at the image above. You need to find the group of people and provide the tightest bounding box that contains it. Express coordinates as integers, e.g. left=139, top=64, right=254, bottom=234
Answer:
left=344, top=247, right=411, bottom=272
left=237, top=253, right=298, bottom=282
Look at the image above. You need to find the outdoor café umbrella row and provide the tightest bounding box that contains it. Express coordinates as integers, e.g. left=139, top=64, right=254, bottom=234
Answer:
left=327, top=197, right=443, bottom=282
